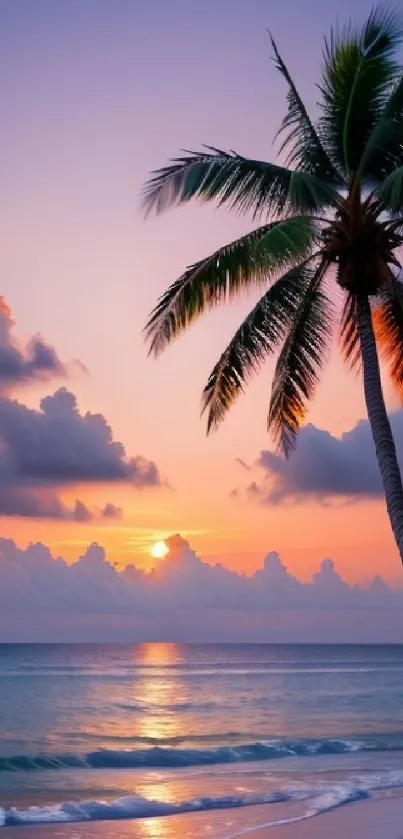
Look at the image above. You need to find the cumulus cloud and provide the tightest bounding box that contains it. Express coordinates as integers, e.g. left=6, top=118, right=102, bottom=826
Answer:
left=235, top=413, right=403, bottom=504
left=0, top=388, right=161, bottom=486
left=0, top=387, right=162, bottom=519
left=0, top=297, right=66, bottom=389
left=1, top=535, right=402, bottom=642
left=0, top=301, right=165, bottom=520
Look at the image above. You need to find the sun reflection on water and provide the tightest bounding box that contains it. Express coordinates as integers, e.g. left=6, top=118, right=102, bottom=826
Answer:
left=137, top=816, right=171, bottom=839
left=137, top=642, right=183, bottom=668
left=67, top=644, right=196, bottom=835
left=132, top=643, right=194, bottom=823
left=136, top=812, right=204, bottom=839
left=135, top=643, right=187, bottom=745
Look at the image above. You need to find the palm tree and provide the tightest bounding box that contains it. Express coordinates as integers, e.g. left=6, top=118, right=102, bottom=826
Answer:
left=143, top=7, right=403, bottom=562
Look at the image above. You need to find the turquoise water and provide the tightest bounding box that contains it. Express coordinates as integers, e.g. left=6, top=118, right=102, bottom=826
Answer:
left=1, top=643, right=403, bottom=829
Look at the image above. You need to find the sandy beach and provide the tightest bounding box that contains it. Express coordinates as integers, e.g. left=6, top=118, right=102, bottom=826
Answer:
left=1, top=794, right=403, bottom=839
left=248, top=795, right=403, bottom=839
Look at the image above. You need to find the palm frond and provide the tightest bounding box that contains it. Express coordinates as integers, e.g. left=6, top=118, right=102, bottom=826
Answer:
left=384, top=72, right=403, bottom=119
left=270, top=35, right=343, bottom=184
left=373, top=274, right=403, bottom=393
left=318, top=5, right=403, bottom=176
left=143, top=148, right=339, bottom=218
left=358, top=75, right=403, bottom=179
left=268, top=259, right=334, bottom=455
left=202, top=258, right=320, bottom=432
left=377, top=166, right=403, bottom=211
left=145, top=216, right=319, bottom=355
left=340, top=292, right=361, bottom=371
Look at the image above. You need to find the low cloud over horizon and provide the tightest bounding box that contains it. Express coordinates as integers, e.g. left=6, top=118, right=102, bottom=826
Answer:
left=1, top=534, right=402, bottom=643
left=0, top=300, right=164, bottom=521
left=233, top=413, right=403, bottom=506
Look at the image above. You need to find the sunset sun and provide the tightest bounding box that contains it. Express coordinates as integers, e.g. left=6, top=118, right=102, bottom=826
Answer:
left=151, top=540, right=169, bottom=560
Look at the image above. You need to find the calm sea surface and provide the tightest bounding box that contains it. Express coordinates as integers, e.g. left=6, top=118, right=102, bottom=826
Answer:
left=1, top=644, right=403, bottom=834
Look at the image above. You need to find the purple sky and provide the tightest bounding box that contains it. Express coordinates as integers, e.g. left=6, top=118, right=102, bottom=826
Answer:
left=2, top=0, right=403, bottom=643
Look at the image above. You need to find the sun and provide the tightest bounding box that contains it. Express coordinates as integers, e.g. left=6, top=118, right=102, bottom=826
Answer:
left=150, top=540, right=169, bottom=560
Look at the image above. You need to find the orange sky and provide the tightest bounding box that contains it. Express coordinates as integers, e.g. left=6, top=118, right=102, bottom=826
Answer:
left=1, top=351, right=401, bottom=585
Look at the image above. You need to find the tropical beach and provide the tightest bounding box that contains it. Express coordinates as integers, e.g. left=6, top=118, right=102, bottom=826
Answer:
left=3, top=0, right=403, bottom=836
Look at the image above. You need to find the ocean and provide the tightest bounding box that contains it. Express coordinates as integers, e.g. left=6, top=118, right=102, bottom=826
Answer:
left=1, top=643, right=403, bottom=836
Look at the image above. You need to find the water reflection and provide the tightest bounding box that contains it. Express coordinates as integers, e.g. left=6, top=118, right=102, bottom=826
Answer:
left=64, top=643, right=189, bottom=750
left=135, top=643, right=187, bottom=745
left=136, top=813, right=204, bottom=839
left=137, top=643, right=184, bottom=668
left=132, top=644, right=194, bottom=822
left=137, top=816, right=171, bottom=839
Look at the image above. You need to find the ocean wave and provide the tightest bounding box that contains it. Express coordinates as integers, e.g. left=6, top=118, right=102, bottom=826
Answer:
left=116, top=701, right=218, bottom=713
left=0, top=791, right=293, bottom=826
left=1, top=736, right=403, bottom=773
left=222, top=787, right=370, bottom=838
left=70, top=731, right=256, bottom=747
left=0, top=785, right=369, bottom=827
left=2, top=768, right=403, bottom=828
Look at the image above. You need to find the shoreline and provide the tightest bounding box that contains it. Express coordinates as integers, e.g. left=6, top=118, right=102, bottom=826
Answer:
left=1, top=793, right=403, bottom=839
left=245, top=794, right=403, bottom=838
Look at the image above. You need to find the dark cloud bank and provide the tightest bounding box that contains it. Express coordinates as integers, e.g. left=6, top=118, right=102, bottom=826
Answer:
left=0, top=299, right=162, bottom=520
left=1, top=535, right=402, bottom=643
left=236, top=414, right=403, bottom=505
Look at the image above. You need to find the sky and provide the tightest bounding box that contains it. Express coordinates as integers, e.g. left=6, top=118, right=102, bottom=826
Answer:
left=2, top=0, right=403, bottom=623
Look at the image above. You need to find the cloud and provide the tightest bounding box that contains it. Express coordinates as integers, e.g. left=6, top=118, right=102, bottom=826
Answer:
left=0, top=489, right=124, bottom=522
left=73, top=500, right=92, bottom=522
left=101, top=502, right=123, bottom=520
left=0, top=487, right=83, bottom=520
left=236, top=413, right=403, bottom=504
left=0, top=388, right=162, bottom=519
left=0, top=297, right=66, bottom=389
left=0, top=302, right=164, bottom=520
left=1, top=535, right=403, bottom=642
left=0, top=388, right=161, bottom=486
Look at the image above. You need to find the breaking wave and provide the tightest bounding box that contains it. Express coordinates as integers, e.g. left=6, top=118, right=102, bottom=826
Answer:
left=0, top=786, right=369, bottom=827
left=1, top=736, right=403, bottom=773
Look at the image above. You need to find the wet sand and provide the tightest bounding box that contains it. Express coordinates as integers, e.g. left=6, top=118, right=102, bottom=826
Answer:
left=2, top=794, right=403, bottom=839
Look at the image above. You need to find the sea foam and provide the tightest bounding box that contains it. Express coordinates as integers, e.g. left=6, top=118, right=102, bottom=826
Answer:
left=0, top=786, right=368, bottom=827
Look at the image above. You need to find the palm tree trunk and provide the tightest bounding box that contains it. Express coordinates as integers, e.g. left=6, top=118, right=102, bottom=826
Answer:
left=358, top=296, right=403, bottom=563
